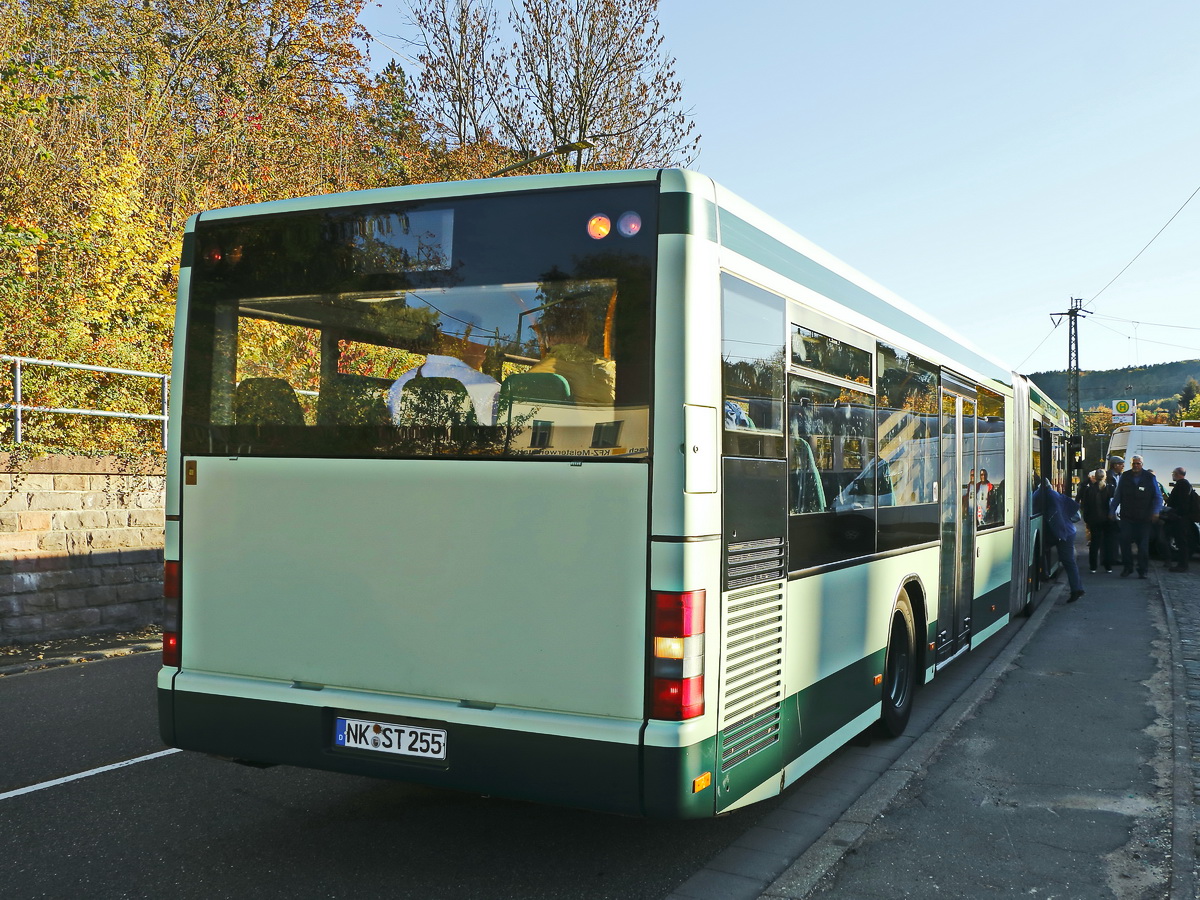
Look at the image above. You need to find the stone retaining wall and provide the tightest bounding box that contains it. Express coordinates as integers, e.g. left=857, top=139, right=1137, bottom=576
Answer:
left=0, top=454, right=164, bottom=644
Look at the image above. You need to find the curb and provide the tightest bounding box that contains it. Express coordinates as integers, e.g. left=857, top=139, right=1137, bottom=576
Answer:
left=0, top=642, right=162, bottom=678
left=758, top=586, right=1064, bottom=899
left=1155, top=566, right=1197, bottom=900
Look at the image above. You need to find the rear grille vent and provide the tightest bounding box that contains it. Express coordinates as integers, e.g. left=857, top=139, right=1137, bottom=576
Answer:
left=721, top=703, right=782, bottom=771
left=725, top=537, right=786, bottom=588
left=720, top=582, right=785, bottom=771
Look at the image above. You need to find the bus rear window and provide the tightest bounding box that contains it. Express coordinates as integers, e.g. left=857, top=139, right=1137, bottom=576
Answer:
left=181, top=185, right=656, bottom=460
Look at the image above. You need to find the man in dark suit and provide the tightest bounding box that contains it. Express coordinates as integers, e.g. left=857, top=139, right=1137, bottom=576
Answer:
left=1109, top=454, right=1163, bottom=579
left=1164, top=466, right=1196, bottom=572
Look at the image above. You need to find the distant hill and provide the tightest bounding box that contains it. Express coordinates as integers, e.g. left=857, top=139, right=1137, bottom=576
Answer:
left=1028, top=359, right=1200, bottom=411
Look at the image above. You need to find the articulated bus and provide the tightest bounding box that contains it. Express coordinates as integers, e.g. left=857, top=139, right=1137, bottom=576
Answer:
left=158, top=169, right=1069, bottom=818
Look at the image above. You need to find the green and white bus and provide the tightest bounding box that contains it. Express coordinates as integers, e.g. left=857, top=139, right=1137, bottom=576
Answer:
left=158, top=169, right=1067, bottom=818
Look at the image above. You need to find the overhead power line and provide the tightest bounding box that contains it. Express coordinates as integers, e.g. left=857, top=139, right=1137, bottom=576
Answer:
left=1086, top=181, right=1200, bottom=307
left=1088, top=316, right=1200, bottom=357
left=1018, top=181, right=1200, bottom=371
left=1015, top=319, right=1061, bottom=371
left=1090, top=313, right=1200, bottom=332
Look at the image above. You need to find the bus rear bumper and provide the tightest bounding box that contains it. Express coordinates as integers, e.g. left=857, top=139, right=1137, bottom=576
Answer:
left=159, top=687, right=680, bottom=816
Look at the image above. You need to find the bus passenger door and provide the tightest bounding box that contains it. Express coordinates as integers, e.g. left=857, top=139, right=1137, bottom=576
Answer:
left=937, top=387, right=977, bottom=664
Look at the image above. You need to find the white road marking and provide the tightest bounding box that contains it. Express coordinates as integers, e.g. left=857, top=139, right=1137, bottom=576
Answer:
left=0, top=748, right=182, bottom=800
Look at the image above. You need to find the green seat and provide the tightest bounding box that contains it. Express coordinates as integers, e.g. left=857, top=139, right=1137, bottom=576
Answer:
left=498, top=372, right=571, bottom=404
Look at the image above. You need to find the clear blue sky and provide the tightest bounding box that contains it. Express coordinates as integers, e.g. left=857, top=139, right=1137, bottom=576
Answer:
left=359, top=0, right=1200, bottom=377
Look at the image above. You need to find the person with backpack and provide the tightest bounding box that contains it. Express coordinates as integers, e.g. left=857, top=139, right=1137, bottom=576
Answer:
left=1036, top=477, right=1085, bottom=602
left=1109, top=454, right=1163, bottom=579
left=1164, top=466, right=1197, bottom=572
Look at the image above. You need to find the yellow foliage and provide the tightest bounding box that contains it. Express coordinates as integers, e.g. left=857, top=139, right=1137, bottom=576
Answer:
left=0, top=0, right=697, bottom=451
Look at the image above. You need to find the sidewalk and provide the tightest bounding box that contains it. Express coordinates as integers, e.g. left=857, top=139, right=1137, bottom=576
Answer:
left=1161, top=564, right=1200, bottom=895
left=0, top=625, right=162, bottom=677
left=762, top=559, right=1198, bottom=900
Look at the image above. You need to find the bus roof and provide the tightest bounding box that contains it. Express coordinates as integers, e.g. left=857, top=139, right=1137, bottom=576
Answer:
left=190, top=168, right=1029, bottom=389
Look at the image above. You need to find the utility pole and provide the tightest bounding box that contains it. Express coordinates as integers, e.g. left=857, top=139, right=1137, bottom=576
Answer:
left=1051, top=297, right=1091, bottom=469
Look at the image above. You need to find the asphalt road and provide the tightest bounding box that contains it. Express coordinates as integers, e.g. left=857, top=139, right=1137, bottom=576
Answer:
left=0, top=610, right=1028, bottom=900
left=0, top=653, right=769, bottom=900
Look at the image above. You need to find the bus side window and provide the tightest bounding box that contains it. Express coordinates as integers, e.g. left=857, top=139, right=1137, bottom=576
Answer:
left=721, top=275, right=785, bottom=459
left=787, top=374, right=876, bottom=570
left=876, top=344, right=939, bottom=550
left=789, top=434, right=825, bottom=514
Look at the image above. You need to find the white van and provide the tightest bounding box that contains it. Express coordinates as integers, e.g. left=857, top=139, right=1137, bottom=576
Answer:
left=1109, top=425, right=1200, bottom=560
left=1108, top=425, right=1200, bottom=480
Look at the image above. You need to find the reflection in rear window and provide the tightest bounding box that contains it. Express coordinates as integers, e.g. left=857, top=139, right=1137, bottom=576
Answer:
left=182, top=185, right=657, bottom=460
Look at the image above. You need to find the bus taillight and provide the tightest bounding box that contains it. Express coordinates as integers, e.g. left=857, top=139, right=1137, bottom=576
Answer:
left=163, top=560, right=181, bottom=668
left=650, top=590, right=705, bottom=720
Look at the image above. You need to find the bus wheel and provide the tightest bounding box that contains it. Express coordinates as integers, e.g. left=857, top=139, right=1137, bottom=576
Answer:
left=1025, top=535, right=1043, bottom=616
left=880, top=591, right=916, bottom=737
left=1023, top=540, right=1039, bottom=617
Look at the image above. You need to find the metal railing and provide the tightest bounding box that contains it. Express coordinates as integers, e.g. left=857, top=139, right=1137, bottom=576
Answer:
left=1, top=355, right=170, bottom=448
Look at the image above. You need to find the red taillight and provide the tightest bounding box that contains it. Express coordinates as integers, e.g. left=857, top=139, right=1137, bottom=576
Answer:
left=652, top=674, right=705, bottom=720
left=163, top=560, right=181, bottom=668
left=650, top=590, right=706, bottom=720
left=653, top=590, right=705, bottom=636
left=163, top=560, right=180, bottom=599
left=162, top=631, right=180, bottom=667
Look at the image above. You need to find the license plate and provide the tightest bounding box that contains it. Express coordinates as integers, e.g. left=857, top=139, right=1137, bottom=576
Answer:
left=334, top=716, right=447, bottom=760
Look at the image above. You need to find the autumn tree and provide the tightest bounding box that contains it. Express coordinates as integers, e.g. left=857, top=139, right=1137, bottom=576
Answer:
left=1179, top=377, right=1199, bottom=420
left=1183, top=393, right=1200, bottom=422
left=1080, top=406, right=1115, bottom=468
left=0, top=0, right=392, bottom=451
left=1137, top=407, right=1171, bottom=426
left=366, top=53, right=510, bottom=184
left=406, top=0, right=698, bottom=175
left=0, top=0, right=700, bottom=453
left=409, top=0, right=499, bottom=148
left=1, top=5, right=169, bottom=448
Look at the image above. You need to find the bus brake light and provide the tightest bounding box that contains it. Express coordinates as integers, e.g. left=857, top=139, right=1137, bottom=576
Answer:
left=650, top=590, right=705, bottom=720
left=652, top=674, right=704, bottom=720
left=163, top=560, right=181, bottom=668
left=653, top=590, right=704, bottom=636
left=163, top=631, right=180, bottom=667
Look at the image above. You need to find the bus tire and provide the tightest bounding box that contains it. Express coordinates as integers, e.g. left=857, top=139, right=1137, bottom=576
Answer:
left=1025, top=534, right=1044, bottom=617
left=1023, top=538, right=1040, bottom=617
left=880, top=590, right=916, bottom=737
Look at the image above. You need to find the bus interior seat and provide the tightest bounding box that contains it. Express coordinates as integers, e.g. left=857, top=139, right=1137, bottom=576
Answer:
left=234, top=377, right=305, bottom=426
left=318, top=374, right=390, bottom=426
left=396, top=376, right=477, bottom=425
left=498, top=372, right=572, bottom=404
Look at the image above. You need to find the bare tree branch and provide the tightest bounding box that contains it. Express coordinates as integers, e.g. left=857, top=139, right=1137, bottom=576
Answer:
left=406, top=0, right=698, bottom=172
